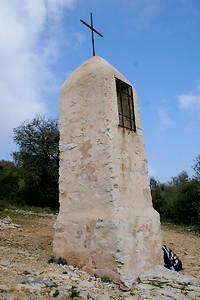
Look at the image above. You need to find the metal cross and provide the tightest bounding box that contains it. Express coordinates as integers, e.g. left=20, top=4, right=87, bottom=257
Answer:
left=80, top=13, right=103, bottom=56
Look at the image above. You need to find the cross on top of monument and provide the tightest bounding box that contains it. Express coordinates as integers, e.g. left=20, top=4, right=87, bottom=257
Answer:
left=80, top=13, right=103, bottom=56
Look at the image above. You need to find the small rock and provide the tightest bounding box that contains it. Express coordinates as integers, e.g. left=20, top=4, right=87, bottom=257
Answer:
left=124, top=296, right=138, bottom=300
left=0, top=284, right=11, bottom=292
left=119, top=284, right=131, bottom=291
left=43, top=278, right=56, bottom=288
left=97, top=295, right=110, bottom=300
left=0, top=259, right=10, bottom=266
left=20, top=276, right=55, bottom=288
left=65, top=143, right=77, bottom=150
left=79, top=280, right=94, bottom=289
left=3, top=216, right=12, bottom=224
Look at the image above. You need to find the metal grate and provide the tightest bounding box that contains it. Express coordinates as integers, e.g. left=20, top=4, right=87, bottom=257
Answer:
left=116, top=78, right=136, bottom=131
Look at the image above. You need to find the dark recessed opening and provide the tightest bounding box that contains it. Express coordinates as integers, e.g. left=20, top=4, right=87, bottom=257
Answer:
left=116, top=78, right=136, bottom=131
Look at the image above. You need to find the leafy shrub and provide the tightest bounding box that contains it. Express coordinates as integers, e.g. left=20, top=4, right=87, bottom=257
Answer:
left=48, top=256, right=67, bottom=265
left=69, top=286, right=79, bottom=298
left=100, top=275, right=110, bottom=283
left=53, top=289, right=60, bottom=298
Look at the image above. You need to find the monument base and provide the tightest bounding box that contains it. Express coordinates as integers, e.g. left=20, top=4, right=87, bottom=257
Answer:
left=53, top=209, right=162, bottom=287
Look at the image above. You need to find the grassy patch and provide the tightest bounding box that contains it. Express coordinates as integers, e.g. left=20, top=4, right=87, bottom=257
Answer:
left=56, top=257, right=67, bottom=265
left=100, top=275, right=110, bottom=283
left=18, top=205, right=58, bottom=214
left=23, top=270, right=31, bottom=275
left=0, top=205, right=58, bottom=224
left=48, top=256, right=56, bottom=264
left=161, top=221, right=200, bottom=236
left=69, top=286, right=79, bottom=298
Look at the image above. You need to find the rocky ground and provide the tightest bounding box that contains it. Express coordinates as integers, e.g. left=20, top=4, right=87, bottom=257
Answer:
left=0, top=209, right=199, bottom=300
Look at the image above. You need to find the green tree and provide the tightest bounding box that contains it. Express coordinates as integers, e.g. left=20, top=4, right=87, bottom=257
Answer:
left=170, top=171, right=189, bottom=187
left=193, top=155, right=200, bottom=181
left=151, top=176, right=178, bottom=221
left=150, top=177, right=166, bottom=217
left=169, top=171, right=199, bottom=225
left=176, top=179, right=199, bottom=225
left=12, top=115, right=59, bottom=208
left=0, top=160, right=20, bottom=205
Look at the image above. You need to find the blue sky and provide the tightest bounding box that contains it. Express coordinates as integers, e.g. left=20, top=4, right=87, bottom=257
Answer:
left=0, top=0, right=200, bottom=182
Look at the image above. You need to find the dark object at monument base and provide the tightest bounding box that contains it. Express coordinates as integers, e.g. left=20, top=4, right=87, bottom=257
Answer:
left=163, top=245, right=183, bottom=271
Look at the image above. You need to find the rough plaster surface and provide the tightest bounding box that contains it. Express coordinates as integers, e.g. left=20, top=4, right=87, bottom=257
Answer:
left=53, top=56, right=162, bottom=287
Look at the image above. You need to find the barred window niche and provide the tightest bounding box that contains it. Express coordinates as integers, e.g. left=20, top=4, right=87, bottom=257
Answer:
left=115, top=78, right=136, bottom=132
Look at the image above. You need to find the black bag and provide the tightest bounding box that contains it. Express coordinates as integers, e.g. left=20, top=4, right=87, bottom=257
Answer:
left=162, top=245, right=183, bottom=271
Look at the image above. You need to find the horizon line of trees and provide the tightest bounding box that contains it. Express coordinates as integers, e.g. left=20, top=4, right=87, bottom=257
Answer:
left=0, top=115, right=199, bottom=228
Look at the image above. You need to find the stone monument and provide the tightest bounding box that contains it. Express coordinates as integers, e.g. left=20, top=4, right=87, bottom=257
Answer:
left=53, top=56, right=162, bottom=287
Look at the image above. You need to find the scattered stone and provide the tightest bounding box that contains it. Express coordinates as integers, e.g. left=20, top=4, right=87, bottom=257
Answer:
left=19, top=276, right=55, bottom=288
left=124, top=296, right=138, bottom=300
left=0, top=216, right=21, bottom=229
left=2, top=216, right=12, bottom=224
left=0, top=294, right=15, bottom=300
left=79, top=280, right=94, bottom=289
left=0, top=259, right=10, bottom=267
left=97, top=295, right=110, bottom=300
left=0, top=284, right=11, bottom=292
left=12, top=264, right=199, bottom=300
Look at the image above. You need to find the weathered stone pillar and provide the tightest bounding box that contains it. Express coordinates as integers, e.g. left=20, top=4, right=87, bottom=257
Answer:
left=53, top=56, right=162, bottom=287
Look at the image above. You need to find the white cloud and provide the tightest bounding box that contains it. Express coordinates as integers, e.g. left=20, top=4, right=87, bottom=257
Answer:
left=45, top=0, right=75, bottom=19
left=0, top=0, right=75, bottom=159
left=178, top=92, right=200, bottom=110
left=73, top=31, right=87, bottom=51
left=157, top=106, right=172, bottom=128
left=177, top=85, right=200, bottom=133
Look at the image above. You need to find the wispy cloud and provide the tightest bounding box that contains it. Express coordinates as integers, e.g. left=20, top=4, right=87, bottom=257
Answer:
left=0, top=0, right=76, bottom=158
left=157, top=106, right=172, bottom=128
left=73, top=31, right=87, bottom=51
left=177, top=85, right=200, bottom=133
left=178, top=87, right=200, bottom=111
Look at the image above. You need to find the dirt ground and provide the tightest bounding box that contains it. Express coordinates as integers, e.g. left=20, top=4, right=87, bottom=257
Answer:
left=0, top=210, right=199, bottom=292
left=162, top=223, right=200, bottom=278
